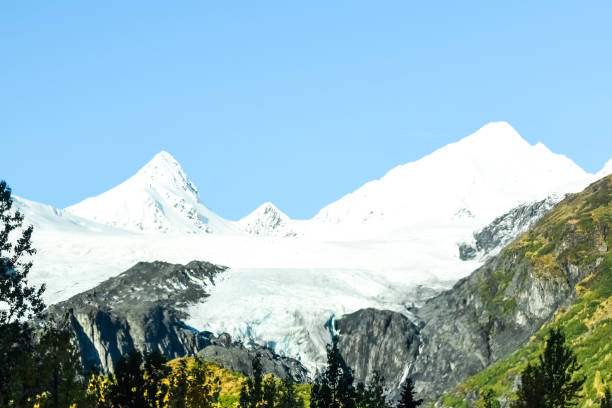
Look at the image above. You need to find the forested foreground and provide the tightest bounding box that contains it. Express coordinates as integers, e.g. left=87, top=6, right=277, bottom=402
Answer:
left=2, top=178, right=612, bottom=408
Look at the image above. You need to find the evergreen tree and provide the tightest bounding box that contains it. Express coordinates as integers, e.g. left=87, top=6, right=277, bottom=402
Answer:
left=0, top=180, right=45, bottom=325
left=539, top=328, right=585, bottom=407
left=278, top=377, right=303, bottom=408
left=355, top=382, right=367, bottom=408
left=310, top=336, right=356, bottom=408
left=251, top=354, right=265, bottom=408
left=337, top=366, right=356, bottom=408
left=396, top=378, right=422, bottom=408
left=366, top=372, right=387, bottom=408
left=0, top=181, right=46, bottom=406
left=263, top=375, right=278, bottom=408
left=143, top=349, right=171, bottom=408
left=311, top=380, right=333, bottom=408
left=356, top=372, right=388, bottom=408
left=108, top=348, right=147, bottom=408
left=512, top=363, right=544, bottom=408
left=481, top=389, right=500, bottom=408
left=185, top=357, right=220, bottom=408
left=36, top=316, right=89, bottom=408
left=168, top=359, right=189, bottom=408
left=240, top=354, right=265, bottom=408
left=241, top=379, right=252, bottom=408
left=513, top=329, right=585, bottom=408
left=0, top=322, right=38, bottom=406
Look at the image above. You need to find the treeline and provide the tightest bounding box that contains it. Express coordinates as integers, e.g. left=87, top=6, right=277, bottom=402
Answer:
left=238, top=354, right=303, bottom=408
left=0, top=315, right=90, bottom=407
left=307, top=337, right=421, bottom=408
left=0, top=180, right=87, bottom=407
left=87, top=349, right=221, bottom=408
left=235, top=339, right=422, bottom=408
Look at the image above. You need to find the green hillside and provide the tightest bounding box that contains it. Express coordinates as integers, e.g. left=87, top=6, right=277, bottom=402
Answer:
left=441, top=174, right=612, bottom=407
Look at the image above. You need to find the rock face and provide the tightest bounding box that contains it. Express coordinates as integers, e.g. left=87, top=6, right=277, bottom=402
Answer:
left=459, top=196, right=560, bottom=261
left=334, top=309, right=420, bottom=390
left=411, top=253, right=597, bottom=399
left=339, top=252, right=598, bottom=401
left=337, top=175, right=611, bottom=402
left=46, top=260, right=307, bottom=380
left=197, top=333, right=307, bottom=382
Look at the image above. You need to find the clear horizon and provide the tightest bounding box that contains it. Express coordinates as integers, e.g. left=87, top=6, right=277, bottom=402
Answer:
left=1, top=2, right=611, bottom=219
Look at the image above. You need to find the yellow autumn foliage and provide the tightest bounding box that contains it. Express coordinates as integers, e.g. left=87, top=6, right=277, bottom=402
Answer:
left=593, top=371, right=606, bottom=399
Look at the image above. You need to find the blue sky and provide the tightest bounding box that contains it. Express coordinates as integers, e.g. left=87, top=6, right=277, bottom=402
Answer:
left=1, top=2, right=610, bottom=220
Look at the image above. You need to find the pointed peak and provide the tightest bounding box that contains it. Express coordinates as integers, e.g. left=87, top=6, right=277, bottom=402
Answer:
left=463, top=121, right=526, bottom=144
left=143, top=151, right=181, bottom=169
left=597, top=158, right=612, bottom=178
left=478, top=121, right=517, bottom=132
left=135, top=151, right=198, bottom=196
left=245, top=202, right=288, bottom=219
left=238, top=201, right=296, bottom=236
left=154, top=150, right=174, bottom=159
left=257, top=201, right=280, bottom=211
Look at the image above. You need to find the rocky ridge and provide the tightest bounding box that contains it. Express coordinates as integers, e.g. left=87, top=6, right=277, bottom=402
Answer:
left=458, top=195, right=561, bottom=261
left=45, top=260, right=307, bottom=381
left=336, top=174, right=612, bottom=402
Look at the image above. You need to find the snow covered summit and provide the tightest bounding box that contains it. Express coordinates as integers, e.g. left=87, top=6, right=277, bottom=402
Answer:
left=66, top=151, right=236, bottom=234
left=313, top=122, right=590, bottom=235
left=597, top=158, right=612, bottom=179
left=237, top=202, right=297, bottom=237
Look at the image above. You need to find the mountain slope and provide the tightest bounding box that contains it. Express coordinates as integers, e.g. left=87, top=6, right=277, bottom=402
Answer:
left=335, top=174, right=611, bottom=403
left=597, top=158, right=612, bottom=179
left=458, top=195, right=562, bottom=261
left=45, top=260, right=307, bottom=381
left=66, top=151, right=237, bottom=234
left=12, top=196, right=118, bottom=233
left=439, top=173, right=612, bottom=407
left=313, top=122, right=590, bottom=237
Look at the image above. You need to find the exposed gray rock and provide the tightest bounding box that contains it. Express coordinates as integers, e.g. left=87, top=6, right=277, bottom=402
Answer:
left=338, top=218, right=604, bottom=402
left=410, top=254, right=596, bottom=399
left=46, top=260, right=307, bottom=380
left=334, top=309, right=420, bottom=391
left=197, top=333, right=307, bottom=382
left=459, top=196, right=560, bottom=261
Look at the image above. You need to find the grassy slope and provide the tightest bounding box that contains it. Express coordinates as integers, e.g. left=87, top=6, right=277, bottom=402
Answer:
left=441, top=175, right=612, bottom=407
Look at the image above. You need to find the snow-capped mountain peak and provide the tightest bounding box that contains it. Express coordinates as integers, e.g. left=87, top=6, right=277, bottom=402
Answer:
left=65, top=151, right=236, bottom=234
left=597, top=158, right=612, bottom=179
left=312, top=121, right=590, bottom=235
left=457, top=121, right=528, bottom=149
left=128, top=151, right=199, bottom=200
left=238, top=202, right=297, bottom=237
